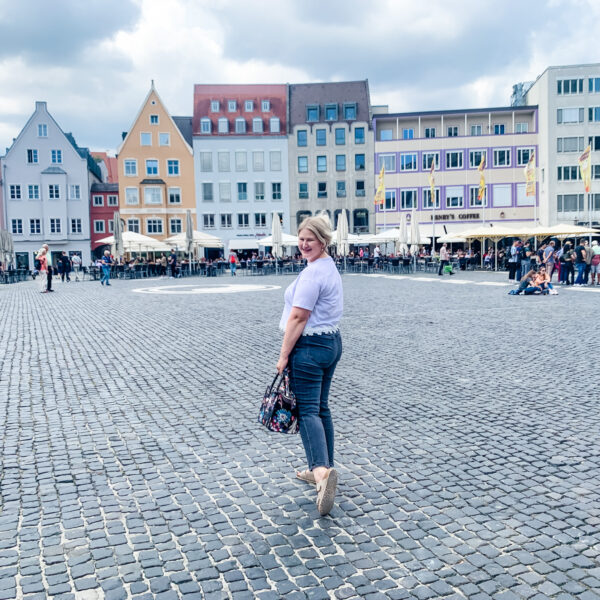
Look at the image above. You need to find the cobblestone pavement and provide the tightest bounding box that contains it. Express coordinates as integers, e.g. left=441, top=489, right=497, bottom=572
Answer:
left=0, top=272, right=599, bottom=600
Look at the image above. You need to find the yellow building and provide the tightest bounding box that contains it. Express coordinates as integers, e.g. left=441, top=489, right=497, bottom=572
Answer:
left=117, top=83, right=196, bottom=240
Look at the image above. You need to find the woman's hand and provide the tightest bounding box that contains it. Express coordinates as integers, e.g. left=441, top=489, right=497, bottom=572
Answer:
left=276, top=355, right=288, bottom=374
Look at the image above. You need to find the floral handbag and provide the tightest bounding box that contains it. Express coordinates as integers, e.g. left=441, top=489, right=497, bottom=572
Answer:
left=258, top=369, right=299, bottom=434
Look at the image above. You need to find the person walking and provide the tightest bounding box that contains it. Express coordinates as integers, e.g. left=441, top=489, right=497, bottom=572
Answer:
left=71, top=253, right=82, bottom=281
left=160, top=253, right=167, bottom=277
left=561, top=243, right=575, bottom=285
left=583, top=239, right=592, bottom=285
left=543, top=241, right=556, bottom=281
left=229, top=251, right=238, bottom=276
left=100, top=250, right=113, bottom=286
left=574, top=239, right=587, bottom=285
left=168, top=249, right=177, bottom=278
left=508, top=240, right=521, bottom=281
left=590, top=240, right=600, bottom=285
left=438, top=243, right=453, bottom=276
left=59, top=251, right=71, bottom=282
left=36, top=245, right=52, bottom=293
left=277, top=216, right=343, bottom=517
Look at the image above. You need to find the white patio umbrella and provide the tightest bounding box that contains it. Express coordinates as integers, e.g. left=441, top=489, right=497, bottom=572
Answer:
left=410, top=208, right=421, bottom=269
left=270, top=211, right=283, bottom=274
left=97, top=231, right=170, bottom=253
left=113, top=212, right=124, bottom=259
left=336, top=209, right=349, bottom=270
left=165, top=230, right=224, bottom=248
left=258, top=233, right=298, bottom=247
left=0, top=230, right=14, bottom=268
left=398, top=213, right=409, bottom=256
left=184, top=210, right=194, bottom=274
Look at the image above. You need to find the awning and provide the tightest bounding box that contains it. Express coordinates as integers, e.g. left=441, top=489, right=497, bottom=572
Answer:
left=228, top=239, right=259, bottom=250
left=418, top=222, right=477, bottom=238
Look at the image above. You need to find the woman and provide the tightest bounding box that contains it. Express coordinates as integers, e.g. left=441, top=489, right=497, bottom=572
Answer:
left=533, top=266, right=557, bottom=294
left=36, top=245, right=50, bottom=293
left=277, top=216, right=343, bottom=516
left=508, top=269, right=536, bottom=295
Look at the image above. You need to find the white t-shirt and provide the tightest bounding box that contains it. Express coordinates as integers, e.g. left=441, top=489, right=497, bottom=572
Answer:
left=280, top=256, right=343, bottom=335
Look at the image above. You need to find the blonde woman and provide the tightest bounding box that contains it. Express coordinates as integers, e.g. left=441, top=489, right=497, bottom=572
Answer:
left=277, top=216, right=343, bottom=516
left=36, top=245, right=51, bottom=293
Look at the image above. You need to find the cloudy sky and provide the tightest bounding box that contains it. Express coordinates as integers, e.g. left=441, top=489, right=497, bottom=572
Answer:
left=0, top=0, right=598, bottom=153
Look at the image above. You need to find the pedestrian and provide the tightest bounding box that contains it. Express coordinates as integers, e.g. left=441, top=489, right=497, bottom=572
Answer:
left=590, top=240, right=600, bottom=285
left=229, top=251, right=238, bottom=276
left=508, top=240, right=521, bottom=281
left=59, top=251, right=71, bottom=282
left=373, top=245, right=381, bottom=269
left=583, top=239, right=592, bottom=285
left=71, top=253, right=82, bottom=281
left=438, top=243, right=453, bottom=275
left=36, top=245, right=52, bottom=293
left=100, top=250, right=113, bottom=286
left=560, top=243, right=575, bottom=285
left=574, top=238, right=587, bottom=285
left=160, top=253, right=167, bottom=277
left=277, top=216, right=343, bottom=517
left=543, top=241, right=556, bottom=280
left=168, top=249, right=177, bottom=278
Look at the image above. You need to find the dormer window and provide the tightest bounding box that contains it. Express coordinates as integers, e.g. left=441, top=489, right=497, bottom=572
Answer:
left=228, top=100, right=237, bottom=112
left=252, top=118, right=263, bottom=133
left=306, top=105, right=319, bottom=122
left=325, top=103, right=338, bottom=121
left=245, top=100, right=253, bottom=112
left=261, top=100, right=270, bottom=112
left=235, top=118, right=246, bottom=133
left=269, top=118, right=280, bottom=133
left=210, top=100, right=219, bottom=112
left=200, top=118, right=211, bottom=134
left=218, top=118, right=228, bottom=133
left=343, top=103, right=357, bottom=120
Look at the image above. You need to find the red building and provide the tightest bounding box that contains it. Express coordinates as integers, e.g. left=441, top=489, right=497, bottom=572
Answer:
left=90, top=182, right=119, bottom=259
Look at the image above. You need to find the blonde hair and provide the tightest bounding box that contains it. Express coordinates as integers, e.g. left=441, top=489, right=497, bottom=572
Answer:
left=298, top=215, right=332, bottom=247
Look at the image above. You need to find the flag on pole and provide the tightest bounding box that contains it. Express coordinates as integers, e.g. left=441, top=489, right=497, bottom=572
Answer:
left=524, top=150, right=536, bottom=196
left=477, top=154, right=486, bottom=202
left=428, top=160, right=435, bottom=205
left=374, top=164, right=385, bottom=206
left=579, top=145, right=592, bottom=192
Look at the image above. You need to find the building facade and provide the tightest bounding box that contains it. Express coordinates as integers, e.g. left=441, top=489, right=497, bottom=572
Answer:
left=519, top=63, right=600, bottom=227
left=117, top=84, right=196, bottom=240
left=0, top=101, right=101, bottom=269
left=288, top=81, right=373, bottom=233
left=192, top=84, right=289, bottom=250
left=89, top=182, right=119, bottom=258
left=373, top=106, right=539, bottom=240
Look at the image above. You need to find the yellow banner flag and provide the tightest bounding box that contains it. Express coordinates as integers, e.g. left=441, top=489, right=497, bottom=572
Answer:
left=524, top=150, right=536, bottom=196
left=428, top=160, right=435, bottom=205
left=374, top=164, right=385, bottom=206
left=579, top=145, right=592, bottom=192
left=477, top=154, right=486, bottom=202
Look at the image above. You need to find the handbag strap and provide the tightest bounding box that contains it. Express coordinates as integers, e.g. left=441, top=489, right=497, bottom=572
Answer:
left=268, top=372, right=282, bottom=393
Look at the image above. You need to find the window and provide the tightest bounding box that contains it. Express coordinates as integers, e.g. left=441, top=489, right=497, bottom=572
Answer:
left=262, top=100, right=270, bottom=112
left=221, top=214, right=232, bottom=228
left=590, top=77, right=600, bottom=93
left=50, top=218, right=61, bottom=234
left=70, top=184, right=81, bottom=200
left=317, top=156, right=327, bottom=172
left=336, top=154, right=346, bottom=171
left=147, top=219, right=163, bottom=234
left=336, top=181, right=346, bottom=198
left=107, top=195, right=118, bottom=206
left=589, top=136, right=600, bottom=151
left=124, top=159, right=137, bottom=175
left=108, top=220, right=114, bottom=234
left=199, top=152, right=212, bottom=171
left=378, top=154, right=395, bottom=172
left=307, top=105, right=319, bottom=121
left=167, top=160, right=179, bottom=176
left=325, top=104, right=338, bottom=121
left=150, top=114, right=159, bottom=124
left=127, top=219, right=140, bottom=233
left=272, top=182, right=282, bottom=200
left=254, top=182, right=265, bottom=200
left=200, top=118, right=211, bottom=134
left=355, top=180, right=365, bottom=197
left=219, top=182, right=231, bottom=202
left=355, top=154, right=365, bottom=170
left=335, top=128, right=345, bottom=145
left=343, top=103, right=357, bottom=120
left=384, top=190, right=396, bottom=211
left=299, top=183, right=309, bottom=199
left=237, top=213, right=249, bottom=228
left=402, top=128, right=414, bottom=140
left=422, top=152, right=439, bottom=170
left=218, top=118, right=228, bottom=133
left=469, top=150, right=486, bottom=169
left=270, top=151, right=281, bottom=171
left=94, top=220, right=105, bottom=233
left=245, top=100, right=253, bottom=112
left=470, top=185, right=487, bottom=207
left=400, top=153, right=417, bottom=171
left=125, top=188, right=139, bottom=205
left=159, top=133, right=170, bottom=146
left=237, top=182, right=247, bottom=201
left=516, top=183, right=534, bottom=206
left=380, top=129, right=393, bottom=141
left=298, top=156, right=308, bottom=173
left=557, top=194, right=584, bottom=212
left=30, top=219, right=41, bottom=234
left=27, top=149, right=38, bottom=163
left=558, top=137, right=584, bottom=152
left=93, top=195, right=104, bottom=206
left=493, top=124, right=505, bottom=135
left=71, top=218, right=82, bottom=234
left=589, top=107, right=600, bottom=122
left=168, top=219, right=182, bottom=234
left=423, top=188, right=440, bottom=209
left=493, top=149, right=511, bottom=167
left=557, top=108, right=584, bottom=123
left=51, top=149, right=62, bottom=164
left=557, top=78, right=583, bottom=94
left=235, top=151, right=247, bottom=171
left=316, top=129, right=326, bottom=146
left=48, top=184, right=59, bottom=199
left=446, top=186, right=464, bottom=208
left=38, top=124, right=47, bottom=137
left=425, top=127, right=436, bottom=138
left=146, top=159, right=158, bottom=175
left=144, top=187, right=162, bottom=204
left=270, top=118, right=280, bottom=133
left=557, top=166, right=580, bottom=181
left=218, top=151, right=230, bottom=171
left=515, top=122, right=529, bottom=133
left=297, top=130, right=307, bottom=146
left=517, top=148, right=534, bottom=166
left=228, top=100, right=237, bottom=112
left=202, top=182, right=214, bottom=202
left=447, top=126, right=458, bottom=137
left=471, top=124, right=482, bottom=136
left=590, top=194, right=600, bottom=210
left=445, top=151, right=463, bottom=169
left=10, top=185, right=21, bottom=199
left=353, top=208, right=368, bottom=232
left=235, top=118, right=246, bottom=134
left=210, top=100, right=219, bottom=112
left=252, top=118, right=263, bottom=133
left=492, top=183, right=512, bottom=207
left=28, top=185, right=39, bottom=200
left=140, top=132, right=151, bottom=146
left=11, top=219, right=23, bottom=235
left=255, top=213, right=267, bottom=228
left=168, top=188, right=181, bottom=204
left=400, top=190, right=416, bottom=209
left=354, top=127, right=365, bottom=144
left=252, top=151, right=264, bottom=171
left=318, top=182, right=327, bottom=198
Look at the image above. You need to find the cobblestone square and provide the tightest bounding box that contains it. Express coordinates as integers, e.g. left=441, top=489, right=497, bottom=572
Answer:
left=0, top=273, right=599, bottom=600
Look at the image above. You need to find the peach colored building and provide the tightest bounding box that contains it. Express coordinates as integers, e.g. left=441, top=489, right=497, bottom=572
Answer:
left=117, top=83, right=196, bottom=240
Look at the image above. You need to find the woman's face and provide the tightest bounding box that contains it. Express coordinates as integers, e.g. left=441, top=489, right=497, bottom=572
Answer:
left=298, top=228, right=323, bottom=262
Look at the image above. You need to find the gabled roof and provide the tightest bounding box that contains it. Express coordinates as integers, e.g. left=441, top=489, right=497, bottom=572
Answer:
left=173, top=117, right=193, bottom=146
left=91, top=152, right=119, bottom=183
left=91, top=182, right=119, bottom=193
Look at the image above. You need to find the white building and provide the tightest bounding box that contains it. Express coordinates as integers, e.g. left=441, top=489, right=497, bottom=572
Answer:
left=519, top=63, right=600, bottom=227
left=0, top=101, right=101, bottom=269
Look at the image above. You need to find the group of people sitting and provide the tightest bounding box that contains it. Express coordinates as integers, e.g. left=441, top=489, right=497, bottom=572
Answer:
left=508, top=266, right=558, bottom=295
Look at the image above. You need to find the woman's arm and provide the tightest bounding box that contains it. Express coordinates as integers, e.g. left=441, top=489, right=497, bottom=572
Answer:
left=277, top=307, right=311, bottom=373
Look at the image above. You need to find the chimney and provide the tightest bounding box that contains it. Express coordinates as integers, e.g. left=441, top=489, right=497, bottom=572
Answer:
left=122, top=132, right=127, bottom=140
left=35, top=101, right=47, bottom=111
